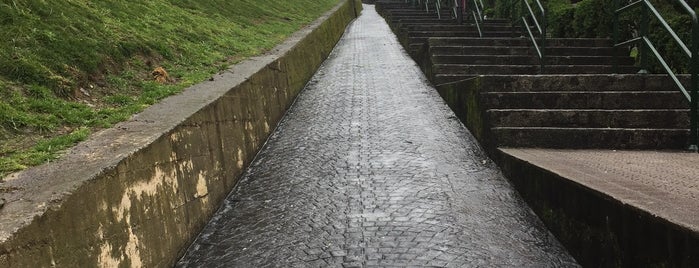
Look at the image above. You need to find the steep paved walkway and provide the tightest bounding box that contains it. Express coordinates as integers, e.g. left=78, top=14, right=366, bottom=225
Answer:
left=176, top=5, right=578, bottom=267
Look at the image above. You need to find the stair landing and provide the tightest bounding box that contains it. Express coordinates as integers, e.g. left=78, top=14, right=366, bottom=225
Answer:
left=501, top=148, right=699, bottom=231
left=497, top=147, right=699, bottom=267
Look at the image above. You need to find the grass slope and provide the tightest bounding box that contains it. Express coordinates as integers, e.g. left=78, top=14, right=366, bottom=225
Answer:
left=0, top=0, right=341, bottom=178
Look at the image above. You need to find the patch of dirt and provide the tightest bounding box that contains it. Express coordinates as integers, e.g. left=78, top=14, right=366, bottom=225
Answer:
left=67, top=54, right=167, bottom=108
left=0, top=185, right=23, bottom=194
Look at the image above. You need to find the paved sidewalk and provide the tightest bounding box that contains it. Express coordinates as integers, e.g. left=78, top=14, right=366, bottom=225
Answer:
left=176, top=5, right=578, bottom=267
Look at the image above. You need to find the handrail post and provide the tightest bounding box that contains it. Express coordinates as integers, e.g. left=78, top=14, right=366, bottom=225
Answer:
left=511, top=0, right=516, bottom=26
left=540, top=7, right=546, bottom=73
left=612, top=0, right=619, bottom=73
left=520, top=0, right=526, bottom=38
left=507, top=0, right=516, bottom=37
left=690, top=17, right=699, bottom=152
left=511, top=0, right=519, bottom=38
left=521, top=0, right=525, bottom=23
left=639, top=2, right=650, bottom=73
left=455, top=0, right=463, bottom=24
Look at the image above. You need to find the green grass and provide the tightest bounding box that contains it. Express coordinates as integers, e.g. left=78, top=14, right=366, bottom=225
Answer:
left=0, top=127, right=90, bottom=174
left=0, top=0, right=341, bottom=178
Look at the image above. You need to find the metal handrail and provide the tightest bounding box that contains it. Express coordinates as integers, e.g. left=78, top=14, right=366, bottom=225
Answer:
left=475, top=0, right=485, bottom=21
left=613, top=0, right=699, bottom=151
left=452, top=0, right=460, bottom=22
left=510, top=0, right=546, bottom=72
left=469, top=0, right=484, bottom=37
left=423, top=0, right=441, bottom=19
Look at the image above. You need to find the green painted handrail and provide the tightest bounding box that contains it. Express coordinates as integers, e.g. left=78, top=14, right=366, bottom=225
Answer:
left=469, top=0, right=485, bottom=37
left=475, top=0, right=486, bottom=22
left=452, top=0, right=461, bottom=22
left=510, top=0, right=546, bottom=72
left=423, top=0, right=441, bottom=18
left=613, top=0, right=699, bottom=151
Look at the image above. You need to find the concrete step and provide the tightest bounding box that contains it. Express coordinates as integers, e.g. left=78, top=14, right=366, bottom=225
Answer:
left=409, top=33, right=518, bottom=44
left=409, top=31, right=517, bottom=38
left=430, top=46, right=628, bottom=57
left=386, top=12, right=454, bottom=19
left=408, top=43, right=426, bottom=53
left=492, top=127, right=689, bottom=149
left=434, top=74, right=478, bottom=84
left=400, top=17, right=512, bottom=26
left=428, top=37, right=614, bottom=47
left=404, top=24, right=519, bottom=32
left=394, top=18, right=458, bottom=24
left=431, top=55, right=635, bottom=65
left=487, top=109, right=690, bottom=128
left=468, top=74, right=691, bottom=93
left=389, top=14, right=453, bottom=21
left=434, top=74, right=693, bottom=151
left=385, top=10, right=453, bottom=15
left=409, top=31, right=489, bottom=37
left=433, top=64, right=639, bottom=75
left=481, top=91, right=687, bottom=109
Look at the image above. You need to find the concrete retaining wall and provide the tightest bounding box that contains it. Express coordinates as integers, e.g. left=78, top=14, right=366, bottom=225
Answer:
left=0, top=1, right=362, bottom=267
left=434, top=77, right=493, bottom=153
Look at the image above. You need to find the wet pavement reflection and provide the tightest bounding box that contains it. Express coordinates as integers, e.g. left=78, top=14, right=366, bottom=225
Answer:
left=176, top=4, right=579, bottom=267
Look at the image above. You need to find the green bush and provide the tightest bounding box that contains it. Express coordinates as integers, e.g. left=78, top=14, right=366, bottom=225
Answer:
left=490, top=0, right=697, bottom=73
left=548, top=3, right=575, bottom=38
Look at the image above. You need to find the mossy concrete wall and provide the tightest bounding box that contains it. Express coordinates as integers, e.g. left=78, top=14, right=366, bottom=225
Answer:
left=434, top=77, right=493, bottom=153
left=0, top=1, right=362, bottom=267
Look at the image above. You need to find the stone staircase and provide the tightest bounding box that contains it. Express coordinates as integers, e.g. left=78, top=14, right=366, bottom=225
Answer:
left=374, top=0, right=692, bottom=150
left=428, top=37, right=639, bottom=84
left=480, top=75, right=689, bottom=149
left=376, top=2, right=639, bottom=82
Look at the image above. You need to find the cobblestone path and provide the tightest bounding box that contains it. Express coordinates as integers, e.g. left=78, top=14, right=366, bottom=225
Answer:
left=176, top=5, right=578, bottom=267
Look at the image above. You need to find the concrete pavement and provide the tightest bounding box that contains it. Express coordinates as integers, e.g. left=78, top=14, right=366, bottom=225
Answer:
left=176, top=5, right=578, bottom=267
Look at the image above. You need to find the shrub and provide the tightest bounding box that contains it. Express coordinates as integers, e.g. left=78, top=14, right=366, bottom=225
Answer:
left=490, top=0, right=697, bottom=73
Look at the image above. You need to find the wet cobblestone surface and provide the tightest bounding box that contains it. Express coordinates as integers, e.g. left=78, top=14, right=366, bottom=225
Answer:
left=176, top=5, right=578, bottom=267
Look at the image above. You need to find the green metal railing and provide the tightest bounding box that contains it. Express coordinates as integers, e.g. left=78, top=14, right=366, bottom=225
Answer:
left=423, top=0, right=440, bottom=16
left=469, top=0, right=486, bottom=37
left=409, top=0, right=478, bottom=25
left=404, top=0, right=442, bottom=19
left=613, top=0, right=699, bottom=151
left=452, top=0, right=461, bottom=22
left=473, top=0, right=485, bottom=21
left=510, top=0, right=546, bottom=72
left=421, top=0, right=438, bottom=18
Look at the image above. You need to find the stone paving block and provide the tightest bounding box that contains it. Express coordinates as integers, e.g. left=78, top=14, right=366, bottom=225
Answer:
left=176, top=4, right=578, bottom=268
